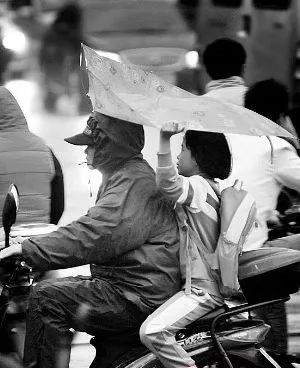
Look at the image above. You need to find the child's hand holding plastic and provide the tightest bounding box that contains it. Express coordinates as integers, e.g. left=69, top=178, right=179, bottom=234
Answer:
left=160, top=122, right=185, bottom=138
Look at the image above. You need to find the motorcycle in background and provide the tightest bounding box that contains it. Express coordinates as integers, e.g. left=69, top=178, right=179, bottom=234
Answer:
left=268, top=204, right=300, bottom=241
left=1, top=184, right=300, bottom=368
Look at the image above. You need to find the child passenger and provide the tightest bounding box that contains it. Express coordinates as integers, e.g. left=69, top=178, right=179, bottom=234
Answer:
left=140, top=126, right=232, bottom=368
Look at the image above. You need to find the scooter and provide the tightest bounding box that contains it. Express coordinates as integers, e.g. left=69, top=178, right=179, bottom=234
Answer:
left=90, top=230, right=300, bottom=366
left=89, top=246, right=300, bottom=368
left=1, top=184, right=300, bottom=368
left=0, top=184, right=57, bottom=364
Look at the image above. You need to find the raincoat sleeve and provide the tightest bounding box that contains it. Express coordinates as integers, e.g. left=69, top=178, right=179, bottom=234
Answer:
left=156, top=152, right=209, bottom=210
left=21, top=170, right=153, bottom=271
left=273, top=138, right=300, bottom=191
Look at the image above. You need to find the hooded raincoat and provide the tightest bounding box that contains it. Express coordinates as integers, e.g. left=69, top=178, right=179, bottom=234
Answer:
left=0, top=87, right=56, bottom=224
left=22, top=114, right=180, bottom=314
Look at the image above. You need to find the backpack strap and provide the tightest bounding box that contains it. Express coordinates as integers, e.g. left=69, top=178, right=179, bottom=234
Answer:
left=205, top=178, right=221, bottom=199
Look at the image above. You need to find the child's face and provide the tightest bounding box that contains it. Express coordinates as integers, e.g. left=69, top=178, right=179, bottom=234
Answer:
left=176, top=138, right=199, bottom=177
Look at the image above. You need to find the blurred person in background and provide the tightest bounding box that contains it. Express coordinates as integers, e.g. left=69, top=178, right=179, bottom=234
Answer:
left=0, top=27, right=12, bottom=85
left=239, top=79, right=300, bottom=354
left=0, top=86, right=64, bottom=365
left=202, top=38, right=300, bottom=354
left=244, top=78, right=299, bottom=150
left=242, top=78, right=300, bottom=226
left=202, top=38, right=298, bottom=148
left=0, top=86, right=64, bottom=226
left=39, top=1, right=90, bottom=114
left=202, top=38, right=300, bottom=248
left=244, top=79, right=300, bottom=217
left=202, top=37, right=247, bottom=105
left=177, top=0, right=199, bottom=32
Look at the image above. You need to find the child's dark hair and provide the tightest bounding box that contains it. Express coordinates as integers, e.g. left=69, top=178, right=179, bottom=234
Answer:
left=185, top=130, right=231, bottom=180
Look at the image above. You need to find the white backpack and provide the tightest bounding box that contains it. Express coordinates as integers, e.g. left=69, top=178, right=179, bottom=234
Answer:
left=208, top=180, right=257, bottom=297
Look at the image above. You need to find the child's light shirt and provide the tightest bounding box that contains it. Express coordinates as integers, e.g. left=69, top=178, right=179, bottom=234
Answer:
left=157, top=152, right=222, bottom=299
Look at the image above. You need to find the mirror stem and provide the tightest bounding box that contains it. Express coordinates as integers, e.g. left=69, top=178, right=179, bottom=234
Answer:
left=5, top=228, right=10, bottom=248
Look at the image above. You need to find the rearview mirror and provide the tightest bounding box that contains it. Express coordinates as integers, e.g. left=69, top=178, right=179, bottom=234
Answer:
left=2, top=184, right=19, bottom=247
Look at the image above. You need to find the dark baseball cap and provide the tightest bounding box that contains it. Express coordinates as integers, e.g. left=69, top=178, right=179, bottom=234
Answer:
left=64, top=117, right=95, bottom=146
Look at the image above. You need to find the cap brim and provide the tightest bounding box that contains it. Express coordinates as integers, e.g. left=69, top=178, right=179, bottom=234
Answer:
left=64, top=133, right=94, bottom=146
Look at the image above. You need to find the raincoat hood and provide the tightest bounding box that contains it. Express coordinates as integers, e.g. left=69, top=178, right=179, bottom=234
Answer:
left=0, top=87, right=29, bottom=132
left=65, top=112, right=145, bottom=173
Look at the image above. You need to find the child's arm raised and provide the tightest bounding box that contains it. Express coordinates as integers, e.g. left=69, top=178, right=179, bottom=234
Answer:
left=156, top=124, right=185, bottom=202
left=158, top=125, right=183, bottom=164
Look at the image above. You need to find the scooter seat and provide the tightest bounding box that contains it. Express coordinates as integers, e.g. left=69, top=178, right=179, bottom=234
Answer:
left=238, top=246, right=300, bottom=303
left=238, top=246, right=300, bottom=279
left=177, top=305, right=228, bottom=335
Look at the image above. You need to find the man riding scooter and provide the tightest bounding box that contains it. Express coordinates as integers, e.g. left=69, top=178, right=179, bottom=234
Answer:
left=0, top=112, right=181, bottom=368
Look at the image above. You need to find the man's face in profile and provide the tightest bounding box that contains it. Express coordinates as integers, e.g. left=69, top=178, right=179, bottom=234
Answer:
left=84, top=145, right=96, bottom=170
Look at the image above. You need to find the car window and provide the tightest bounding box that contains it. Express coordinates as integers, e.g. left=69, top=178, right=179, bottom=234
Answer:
left=212, top=0, right=243, bottom=7
left=252, top=0, right=291, bottom=10
left=39, top=0, right=62, bottom=11
left=81, top=0, right=190, bottom=34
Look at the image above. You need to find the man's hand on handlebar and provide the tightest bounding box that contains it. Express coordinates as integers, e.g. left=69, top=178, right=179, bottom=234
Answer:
left=0, top=242, right=22, bottom=261
left=0, top=236, right=29, bottom=250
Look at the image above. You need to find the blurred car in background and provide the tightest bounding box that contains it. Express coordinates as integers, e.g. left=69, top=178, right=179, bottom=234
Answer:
left=81, top=0, right=200, bottom=89
left=0, top=0, right=201, bottom=99
left=0, top=12, right=34, bottom=79
left=0, top=0, right=59, bottom=79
